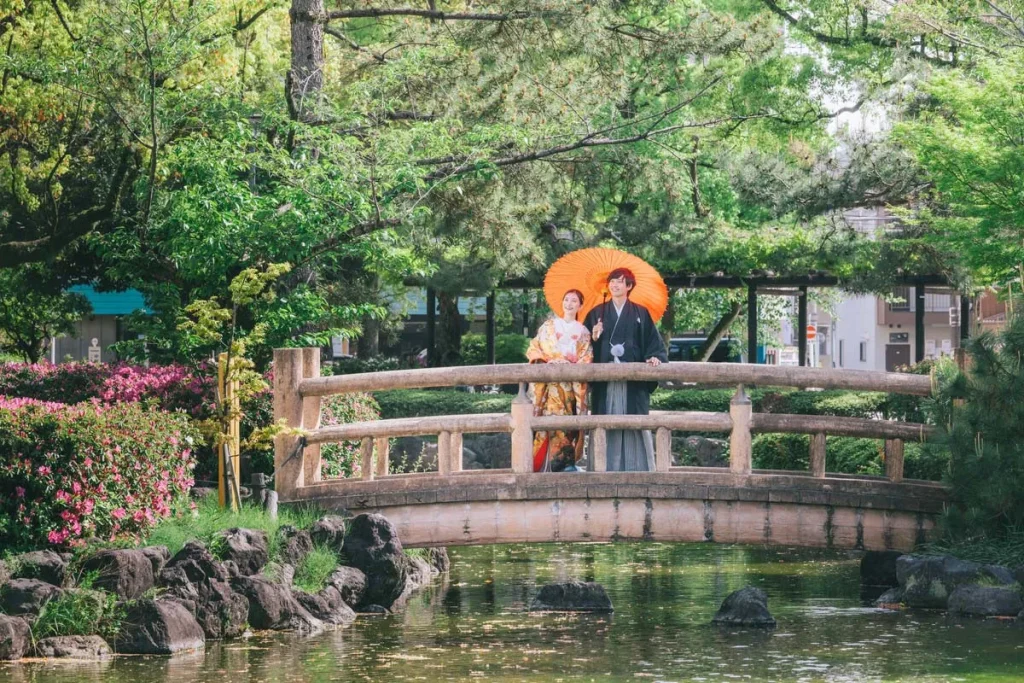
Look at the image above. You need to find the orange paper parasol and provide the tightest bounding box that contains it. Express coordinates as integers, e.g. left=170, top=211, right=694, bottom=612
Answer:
left=544, top=248, right=669, bottom=322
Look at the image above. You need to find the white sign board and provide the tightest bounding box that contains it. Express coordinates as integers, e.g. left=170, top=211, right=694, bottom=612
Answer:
left=87, top=338, right=101, bottom=363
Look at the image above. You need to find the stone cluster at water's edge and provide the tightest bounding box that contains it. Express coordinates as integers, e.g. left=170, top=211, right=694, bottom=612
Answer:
left=529, top=581, right=614, bottom=612
left=0, top=513, right=449, bottom=662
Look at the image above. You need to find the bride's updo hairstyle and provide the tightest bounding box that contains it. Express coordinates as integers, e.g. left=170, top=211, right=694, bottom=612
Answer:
left=564, top=289, right=585, bottom=319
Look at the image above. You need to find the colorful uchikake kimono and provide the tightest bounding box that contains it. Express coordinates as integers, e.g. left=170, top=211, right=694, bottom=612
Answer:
left=526, top=317, right=593, bottom=472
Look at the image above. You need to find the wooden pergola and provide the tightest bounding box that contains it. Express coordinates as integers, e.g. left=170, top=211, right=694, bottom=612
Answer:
left=422, top=273, right=967, bottom=367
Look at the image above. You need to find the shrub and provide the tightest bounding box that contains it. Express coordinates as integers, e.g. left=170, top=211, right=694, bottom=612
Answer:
left=752, top=433, right=809, bottom=471
left=461, top=333, right=531, bottom=365
left=375, top=389, right=514, bottom=419
left=327, top=356, right=402, bottom=375
left=320, top=393, right=382, bottom=478
left=0, top=362, right=112, bottom=404
left=828, top=438, right=883, bottom=476
left=0, top=397, right=199, bottom=550
left=929, top=315, right=1024, bottom=540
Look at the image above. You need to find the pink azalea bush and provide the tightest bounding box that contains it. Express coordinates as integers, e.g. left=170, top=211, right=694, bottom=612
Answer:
left=0, top=397, right=199, bottom=550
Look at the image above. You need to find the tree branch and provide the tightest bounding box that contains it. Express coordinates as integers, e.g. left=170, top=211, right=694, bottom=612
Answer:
left=327, top=7, right=542, bottom=22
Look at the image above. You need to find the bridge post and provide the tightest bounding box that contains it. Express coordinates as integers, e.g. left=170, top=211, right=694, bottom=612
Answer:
left=374, top=437, right=390, bottom=477
left=885, top=439, right=905, bottom=483
left=510, top=383, right=533, bottom=473
left=301, top=348, right=322, bottom=484
left=729, top=384, right=752, bottom=474
left=655, top=427, right=672, bottom=471
left=360, top=438, right=374, bottom=480
left=592, top=428, right=607, bottom=471
left=438, top=431, right=452, bottom=475
left=273, top=348, right=305, bottom=500
left=450, top=432, right=464, bottom=472
left=810, top=432, right=826, bottom=478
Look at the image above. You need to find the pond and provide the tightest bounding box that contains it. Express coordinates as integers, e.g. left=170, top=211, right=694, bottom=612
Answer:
left=4, top=543, right=1022, bottom=682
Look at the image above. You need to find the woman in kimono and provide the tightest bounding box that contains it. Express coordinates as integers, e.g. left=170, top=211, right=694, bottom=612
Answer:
left=526, top=289, right=593, bottom=472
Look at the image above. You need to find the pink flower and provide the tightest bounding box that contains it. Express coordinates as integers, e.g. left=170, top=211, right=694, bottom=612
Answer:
left=55, top=490, right=70, bottom=502
left=15, top=486, right=25, bottom=498
left=72, top=481, right=82, bottom=494
left=112, top=508, right=126, bottom=520
left=83, top=457, right=93, bottom=468
left=37, top=465, right=51, bottom=476
left=47, top=529, right=67, bottom=544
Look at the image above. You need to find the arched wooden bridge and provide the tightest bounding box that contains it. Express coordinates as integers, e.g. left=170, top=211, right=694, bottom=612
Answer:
left=272, top=350, right=947, bottom=551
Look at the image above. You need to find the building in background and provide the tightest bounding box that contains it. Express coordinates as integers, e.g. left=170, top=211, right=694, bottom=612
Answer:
left=52, top=286, right=148, bottom=363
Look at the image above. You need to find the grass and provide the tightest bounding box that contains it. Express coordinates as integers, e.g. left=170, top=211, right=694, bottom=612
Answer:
left=144, top=496, right=329, bottom=560
left=293, top=545, right=341, bottom=593
left=921, top=527, right=1024, bottom=569
left=32, top=586, right=124, bottom=641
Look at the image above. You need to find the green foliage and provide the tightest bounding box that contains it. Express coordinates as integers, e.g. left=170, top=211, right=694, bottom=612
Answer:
left=327, top=357, right=402, bottom=375
left=752, top=433, right=809, bottom=471
left=293, top=545, right=341, bottom=593
left=827, top=439, right=883, bottom=477
left=374, top=390, right=514, bottom=420
left=144, top=496, right=326, bottom=559
left=460, top=333, right=530, bottom=365
left=0, top=267, right=91, bottom=363
left=931, top=314, right=1024, bottom=542
left=923, top=527, right=1024, bottom=570
left=320, top=393, right=383, bottom=479
left=33, top=587, right=123, bottom=641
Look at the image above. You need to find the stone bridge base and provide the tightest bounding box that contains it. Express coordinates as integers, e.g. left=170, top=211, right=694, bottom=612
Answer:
left=292, top=471, right=946, bottom=551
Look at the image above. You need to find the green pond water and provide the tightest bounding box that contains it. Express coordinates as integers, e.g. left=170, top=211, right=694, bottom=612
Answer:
left=3, top=543, right=1023, bottom=682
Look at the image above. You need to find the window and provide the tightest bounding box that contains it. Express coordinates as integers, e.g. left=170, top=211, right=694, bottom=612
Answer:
left=859, top=341, right=867, bottom=362
left=889, top=287, right=911, bottom=311
left=838, top=340, right=844, bottom=368
left=889, top=332, right=909, bottom=343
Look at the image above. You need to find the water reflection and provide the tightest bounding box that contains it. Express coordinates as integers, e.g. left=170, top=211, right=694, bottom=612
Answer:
left=3, top=543, right=1024, bottom=682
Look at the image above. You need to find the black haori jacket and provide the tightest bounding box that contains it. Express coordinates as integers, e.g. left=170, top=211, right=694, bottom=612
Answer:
left=583, top=299, right=668, bottom=416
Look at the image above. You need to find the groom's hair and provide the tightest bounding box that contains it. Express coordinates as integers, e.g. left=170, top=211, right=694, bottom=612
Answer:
left=607, top=268, right=636, bottom=292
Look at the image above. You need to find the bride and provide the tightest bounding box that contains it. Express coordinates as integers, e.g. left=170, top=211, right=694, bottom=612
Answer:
left=526, top=289, right=593, bottom=472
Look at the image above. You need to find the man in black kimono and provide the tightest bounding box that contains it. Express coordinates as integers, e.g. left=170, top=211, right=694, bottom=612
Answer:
left=583, top=268, right=668, bottom=471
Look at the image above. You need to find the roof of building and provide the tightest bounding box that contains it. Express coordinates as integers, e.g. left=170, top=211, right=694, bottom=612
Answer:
left=68, top=285, right=149, bottom=316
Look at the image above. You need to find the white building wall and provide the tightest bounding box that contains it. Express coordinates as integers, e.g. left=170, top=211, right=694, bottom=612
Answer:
left=832, top=295, right=878, bottom=369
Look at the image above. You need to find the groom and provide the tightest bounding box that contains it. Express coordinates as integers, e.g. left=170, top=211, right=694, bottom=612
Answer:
left=584, top=268, right=667, bottom=471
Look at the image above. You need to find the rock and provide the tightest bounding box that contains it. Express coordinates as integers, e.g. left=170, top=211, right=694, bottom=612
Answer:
left=427, top=548, right=450, bottom=574
left=11, top=550, right=66, bottom=586
left=293, top=587, right=356, bottom=626
left=327, top=566, right=367, bottom=608
left=529, top=581, right=614, bottom=613
left=115, top=599, right=205, bottom=655
left=896, top=555, right=1015, bottom=609
left=231, top=575, right=323, bottom=634
left=948, top=584, right=1024, bottom=618
left=217, top=528, right=269, bottom=576
left=262, top=562, right=295, bottom=587
left=223, top=560, right=241, bottom=579
left=343, top=514, right=408, bottom=609
left=159, top=541, right=230, bottom=584
left=141, top=546, right=171, bottom=575
left=0, top=615, right=31, bottom=660
left=406, top=556, right=434, bottom=590
left=359, top=604, right=389, bottom=615
left=676, top=435, right=728, bottom=467
left=711, top=586, right=777, bottom=627
left=190, top=486, right=218, bottom=501
left=159, top=542, right=247, bottom=640
left=861, top=551, right=903, bottom=587
left=309, top=516, right=347, bottom=551
left=278, top=525, right=314, bottom=567
left=874, top=586, right=905, bottom=607
left=81, top=548, right=157, bottom=600
left=34, top=635, right=111, bottom=659
left=0, top=560, right=9, bottom=586
left=0, top=578, right=63, bottom=618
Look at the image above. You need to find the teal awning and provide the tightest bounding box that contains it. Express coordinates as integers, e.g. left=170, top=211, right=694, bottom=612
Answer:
left=67, top=285, right=149, bottom=315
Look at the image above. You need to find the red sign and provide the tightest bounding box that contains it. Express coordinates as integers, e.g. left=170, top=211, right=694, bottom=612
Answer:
left=806, top=325, right=817, bottom=341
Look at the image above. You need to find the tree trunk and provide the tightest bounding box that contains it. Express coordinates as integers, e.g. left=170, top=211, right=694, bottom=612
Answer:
left=696, top=301, right=743, bottom=362
left=358, top=315, right=380, bottom=358
left=661, top=288, right=677, bottom=345
left=288, top=0, right=325, bottom=124
left=437, top=292, right=464, bottom=366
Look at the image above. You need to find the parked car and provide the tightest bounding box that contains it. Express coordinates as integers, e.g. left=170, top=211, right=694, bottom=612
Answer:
left=667, top=337, right=743, bottom=363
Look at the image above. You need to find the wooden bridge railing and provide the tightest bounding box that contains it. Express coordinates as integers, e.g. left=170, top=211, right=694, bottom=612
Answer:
left=272, top=348, right=935, bottom=501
